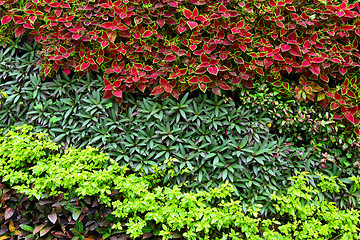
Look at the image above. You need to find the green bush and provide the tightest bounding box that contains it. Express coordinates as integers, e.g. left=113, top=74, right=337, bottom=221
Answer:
left=1, top=126, right=360, bottom=240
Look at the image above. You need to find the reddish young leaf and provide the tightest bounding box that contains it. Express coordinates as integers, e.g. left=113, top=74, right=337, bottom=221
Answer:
left=157, top=18, right=165, bottom=28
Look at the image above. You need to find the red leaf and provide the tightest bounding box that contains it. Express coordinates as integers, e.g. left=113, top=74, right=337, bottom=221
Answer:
left=212, top=87, right=221, bottom=96
left=112, top=89, right=122, bottom=98
left=80, top=62, right=90, bottom=71
left=320, top=74, right=329, bottom=83
left=101, top=41, right=109, bottom=48
left=336, top=11, right=345, bottom=17
left=15, top=26, right=25, bottom=37
left=301, top=60, right=311, bottom=67
left=289, top=45, right=302, bottom=57
left=96, top=57, right=104, bottom=65
left=64, top=68, right=71, bottom=75
left=355, top=128, right=360, bottom=136
left=1, top=15, right=12, bottom=24
left=283, top=82, right=289, bottom=89
left=273, top=54, right=284, bottom=61
left=202, top=75, right=211, bottom=83
left=100, top=22, right=113, bottom=29
left=256, top=67, right=264, bottom=76
left=280, top=44, right=291, bottom=52
left=347, top=90, right=356, bottom=98
left=344, top=113, right=355, bottom=124
left=151, top=86, right=164, bottom=95
left=142, top=30, right=152, bottom=38
left=187, top=21, right=197, bottom=29
left=168, top=1, right=178, bottom=7
left=312, top=57, right=325, bottom=63
left=184, top=8, right=193, bottom=19
left=199, top=83, right=207, bottom=92
left=163, top=54, right=177, bottom=62
left=309, top=64, right=320, bottom=76
left=137, top=82, right=146, bottom=92
left=157, top=18, right=165, bottom=28
left=333, top=113, right=344, bottom=120
left=113, top=80, right=121, bottom=88
left=160, top=77, right=168, bottom=86
left=193, top=7, right=199, bottom=18
left=330, top=102, right=339, bottom=110
left=339, top=68, right=347, bottom=75
left=189, top=76, right=200, bottom=84
left=239, top=44, right=247, bottom=52
left=218, top=82, right=230, bottom=90
left=72, top=33, right=82, bottom=40
left=208, top=66, right=218, bottom=75
left=217, top=29, right=225, bottom=39
left=103, top=91, right=113, bottom=99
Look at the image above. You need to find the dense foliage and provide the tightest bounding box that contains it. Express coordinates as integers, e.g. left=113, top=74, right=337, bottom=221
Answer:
left=1, top=37, right=360, bottom=213
left=1, top=0, right=360, bottom=134
left=1, top=125, right=360, bottom=240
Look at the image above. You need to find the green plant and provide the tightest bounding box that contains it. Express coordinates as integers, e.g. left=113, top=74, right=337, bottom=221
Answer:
left=1, top=126, right=360, bottom=239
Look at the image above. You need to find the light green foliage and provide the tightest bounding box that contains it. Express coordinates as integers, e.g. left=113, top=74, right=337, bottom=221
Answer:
left=272, top=172, right=360, bottom=239
left=1, top=126, right=360, bottom=239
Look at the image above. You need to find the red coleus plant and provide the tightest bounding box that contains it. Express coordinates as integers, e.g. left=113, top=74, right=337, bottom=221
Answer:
left=1, top=0, right=360, bottom=133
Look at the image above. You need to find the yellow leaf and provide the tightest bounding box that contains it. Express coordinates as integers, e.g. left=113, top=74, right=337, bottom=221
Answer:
left=0, top=235, right=9, bottom=239
left=9, top=221, right=15, bottom=232
left=267, top=123, right=272, bottom=128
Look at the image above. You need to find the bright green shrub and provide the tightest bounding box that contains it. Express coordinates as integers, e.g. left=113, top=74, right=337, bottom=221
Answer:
left=1, top=126, right=360, bottom=239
